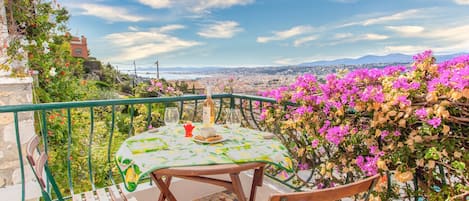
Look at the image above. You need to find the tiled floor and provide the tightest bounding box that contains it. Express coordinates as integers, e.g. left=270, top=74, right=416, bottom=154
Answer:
left=130, top=171, right=292, bottom=201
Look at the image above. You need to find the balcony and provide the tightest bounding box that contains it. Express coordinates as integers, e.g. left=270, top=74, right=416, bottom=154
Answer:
left=0, top=94, right=304, bottom=201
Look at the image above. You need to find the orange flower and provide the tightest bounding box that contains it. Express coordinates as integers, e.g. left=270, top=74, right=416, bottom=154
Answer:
left=442, top=125, right=450, bottom=135
left=395, top=170, right=413, bottom=183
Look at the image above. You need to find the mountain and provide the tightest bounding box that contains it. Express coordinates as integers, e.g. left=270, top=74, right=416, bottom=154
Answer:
left=299, top=52, right=467, bottom=66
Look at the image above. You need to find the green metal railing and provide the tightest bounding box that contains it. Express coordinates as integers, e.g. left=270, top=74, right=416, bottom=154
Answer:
left=0, top=93, right=300, bottom=201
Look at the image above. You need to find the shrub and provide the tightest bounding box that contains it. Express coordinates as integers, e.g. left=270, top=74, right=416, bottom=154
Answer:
left=261, top=51, right=469, bottom=200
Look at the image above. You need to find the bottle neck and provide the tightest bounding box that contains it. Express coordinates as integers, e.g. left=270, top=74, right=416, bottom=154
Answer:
left=206, top=86, right=212, bottom=99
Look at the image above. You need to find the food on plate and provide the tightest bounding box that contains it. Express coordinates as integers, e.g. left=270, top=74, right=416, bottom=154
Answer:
left=194, top=135, right=206, bottom=141
left=206, top=135, right=222, bottom=142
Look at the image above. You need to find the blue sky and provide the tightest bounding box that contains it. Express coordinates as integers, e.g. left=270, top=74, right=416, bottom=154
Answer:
left=62, top=0, right=469, bottom=68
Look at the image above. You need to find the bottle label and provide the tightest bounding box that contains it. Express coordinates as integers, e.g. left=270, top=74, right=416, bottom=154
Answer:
left=203, top=106, right=210, bottom=126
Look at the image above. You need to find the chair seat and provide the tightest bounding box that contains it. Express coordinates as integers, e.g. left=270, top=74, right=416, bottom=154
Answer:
left=71, top=185, right=137, bottom=201
left=26, top=128, right=139, bottom=201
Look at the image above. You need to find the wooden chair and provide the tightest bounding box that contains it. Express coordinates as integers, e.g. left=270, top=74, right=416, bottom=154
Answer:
left=26, top=135, right=137, bottom=201
left=269, top=174, right=380, bottom=201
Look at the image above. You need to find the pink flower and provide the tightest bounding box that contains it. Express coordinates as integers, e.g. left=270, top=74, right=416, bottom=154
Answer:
left=298, top=163, right=309, bottom=170
left=427, top=117, right=441, bottom=128
left=380, top=130, right=389, bottom=140
left=280, top=170, right=289, bottom=179
left=396, top=95, right=411, bottom=106
left=415, top=108, right=427, bottom=120
left=317, top=183, right=325, bottom=189
left=260, top=109, right=267, bottom=120
left=311, top=139, right=319, bottom=148
left=393, top=78, right=421, bottom=91
left=293, top=106, right=313, bottom=117
left=356, top=145, right=384, bottom=176
left=413, top=50, right=433, bottom=63
left=166, top=87, right=175, bottom=93
left=356, top=155, right=379, bottom=176
left=318, top=120, right=331, bottom=135
left=325, top=125, right=349, bottom=145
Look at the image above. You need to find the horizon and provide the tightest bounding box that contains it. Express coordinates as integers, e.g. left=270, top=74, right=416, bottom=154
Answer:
left=63, top=0, right=469, bottom=69
left=118, top=51, right=467, bottom=69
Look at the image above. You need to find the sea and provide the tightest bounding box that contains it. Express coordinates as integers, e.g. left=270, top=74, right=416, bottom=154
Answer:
left=127, top=71, right=212, bottom=80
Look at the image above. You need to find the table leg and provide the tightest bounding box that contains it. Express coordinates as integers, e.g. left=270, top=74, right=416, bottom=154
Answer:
left=158, top=176, right=172, bottom=201
left=230, top=173, right=247, bottom=201
left=151, top=173, right=177, bottom=201
left=249, top=166, right=264, bottom=201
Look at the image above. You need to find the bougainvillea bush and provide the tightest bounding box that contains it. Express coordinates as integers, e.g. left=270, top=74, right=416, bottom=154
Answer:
left=260, top=51, right=468, bottom=200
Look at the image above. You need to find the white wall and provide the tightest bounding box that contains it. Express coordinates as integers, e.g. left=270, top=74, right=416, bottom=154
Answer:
left=0, top=1, right=40, bottom=200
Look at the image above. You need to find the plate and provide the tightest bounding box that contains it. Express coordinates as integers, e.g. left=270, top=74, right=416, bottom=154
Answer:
left=192, top=136, right=227, bottom=144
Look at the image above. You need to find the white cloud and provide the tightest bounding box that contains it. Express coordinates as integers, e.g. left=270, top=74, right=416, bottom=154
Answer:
left=386, top=26, right=424, bottom=35
left=387, top=24, right=469, bottom=42
left=137, top=0, right=254, bottom=14
left=76, top=3, right=146, bottom=22
left=423, top=25, right=469, bottom=42
left=191, top=0, right=254, bottom=13
left=329, top=33, right=388, bottom=45
left=341, top=9, right=423, bottom=27
left=104, top=26, right=201, bottom=62
left=383, top=24, right=469, bottom=54
left=330, top=0, right=358, bottom=3
left=138, top=0, right=172, bottom=9
left=363, top=9, right=421, bottom=26
left=155, top=24, right=185, bottom=33
left=384, top=45, right=429, bottom=54
left=293, top=35, right=317, bottom=47
left=334, top=33, right=353, bottom=39
left=364, top=33, right=388, bottom=40
left=197, top=21, right=243, bottom=38
left=128, top=26, right=139, bottom=31
left=257, top=25, right=314, bottom=43
left=454, top=0, right=469, bottom=5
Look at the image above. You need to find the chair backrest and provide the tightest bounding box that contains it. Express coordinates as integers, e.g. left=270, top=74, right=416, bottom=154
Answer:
left=269, top=174, right=380, bottom=201
left=26, top=135, right=64, bottom=201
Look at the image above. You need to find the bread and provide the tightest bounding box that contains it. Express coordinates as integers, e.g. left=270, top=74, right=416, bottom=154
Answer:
left=206, top=135, right=222, bottom=142
left=194, top=135, right=206, bottom=141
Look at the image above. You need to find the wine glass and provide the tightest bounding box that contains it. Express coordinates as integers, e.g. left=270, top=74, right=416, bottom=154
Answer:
left=164, top=107, right=180, bottom=127
left=225, top=108, right=241, bottom=133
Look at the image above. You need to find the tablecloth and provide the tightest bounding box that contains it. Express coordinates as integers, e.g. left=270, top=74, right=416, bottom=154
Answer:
left=115, top=124, right=293, bottom=191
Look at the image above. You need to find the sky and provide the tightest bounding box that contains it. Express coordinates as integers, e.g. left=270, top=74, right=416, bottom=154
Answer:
left=62, top=0, right=469, bottom=69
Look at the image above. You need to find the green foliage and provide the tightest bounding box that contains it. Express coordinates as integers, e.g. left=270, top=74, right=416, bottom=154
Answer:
left=2, top=0, right=169, bottom=197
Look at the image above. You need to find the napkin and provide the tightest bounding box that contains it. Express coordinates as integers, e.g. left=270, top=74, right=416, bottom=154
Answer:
left=126, top=137, right=169, bottom=154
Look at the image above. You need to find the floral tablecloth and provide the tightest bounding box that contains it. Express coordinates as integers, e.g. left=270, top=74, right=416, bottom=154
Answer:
left=115, top=125, right=293, bottom=192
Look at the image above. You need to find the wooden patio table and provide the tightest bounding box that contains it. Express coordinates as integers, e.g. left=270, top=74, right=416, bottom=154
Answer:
left=115, top=124, right=292, bottom=201
left=151, top=162, right=265, bottom=201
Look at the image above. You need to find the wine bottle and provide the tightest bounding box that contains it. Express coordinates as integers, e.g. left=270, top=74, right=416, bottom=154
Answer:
left=203, top=86, right=215, bottom=127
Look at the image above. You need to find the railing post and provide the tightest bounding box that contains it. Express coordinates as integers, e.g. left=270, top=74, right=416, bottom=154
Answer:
left=1, top=93, right=275, bottom=199
left=88, top=107, right=96, bottom=190
left=14, top=113, right=25, bottom=201
left=66, top=108, right=74, bottom=195
left=230, top=95, right=235, bottom=109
